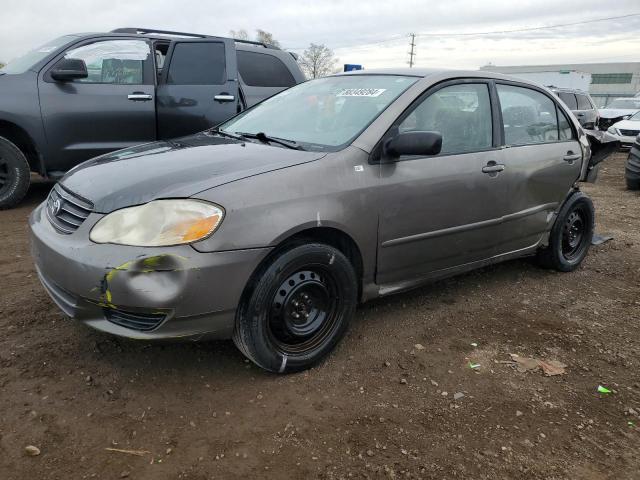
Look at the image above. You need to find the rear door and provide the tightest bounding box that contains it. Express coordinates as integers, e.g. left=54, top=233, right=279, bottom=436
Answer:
left=494, top=83, right=582, bottom=254
left=38, top=38, right=156, bottom=172
left=575, top=93, right=597, bottom=129
left=156, top=38, right=238, bottom=139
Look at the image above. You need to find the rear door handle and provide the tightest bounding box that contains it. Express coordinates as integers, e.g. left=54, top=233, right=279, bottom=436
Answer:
left=563, top=152, right=581, bottom=163
left=214, top=94, right=235, bottom=102
left=576, top=113, right=585, bottom=117
left=128, top=93, right=153, bottom=101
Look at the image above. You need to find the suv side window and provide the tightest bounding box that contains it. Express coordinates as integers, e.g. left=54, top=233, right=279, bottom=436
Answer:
left=398, top=83, right=493, bottom=155
left=557, top=92, right=578, bottom=110
left=237, top=51, right=296, bottom=87
left=62, top=40, right=150, bottom=84
left=576, top=94, right=592, bottom=110
left=497, top=84, right=559, bottom=145
left=557, top=106, right=575, bottom=141
left=167, top=42, right=226, bottom=85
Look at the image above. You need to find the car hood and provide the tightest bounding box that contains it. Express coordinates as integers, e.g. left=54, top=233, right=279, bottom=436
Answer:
left=61, top=133, right=326, bottom=213
left=598, top=108, right=639, bottom=119
left=611, top=119, right=640, bottom=131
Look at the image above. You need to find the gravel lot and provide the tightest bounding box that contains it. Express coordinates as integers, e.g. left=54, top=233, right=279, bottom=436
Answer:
left=1, top=153, right=639, bottom=480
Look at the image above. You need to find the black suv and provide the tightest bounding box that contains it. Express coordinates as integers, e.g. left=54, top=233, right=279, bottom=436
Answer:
left=549, top=87, right=599, bottom=130
left=0, top=28, right=305, bottom=208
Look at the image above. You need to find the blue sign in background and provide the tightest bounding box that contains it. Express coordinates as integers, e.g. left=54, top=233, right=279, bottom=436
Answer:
left=344, top=64, right=363, bottom=72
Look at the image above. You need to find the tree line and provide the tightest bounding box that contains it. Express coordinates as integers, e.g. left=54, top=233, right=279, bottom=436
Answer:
left=229, top=29, right=339, bottom=79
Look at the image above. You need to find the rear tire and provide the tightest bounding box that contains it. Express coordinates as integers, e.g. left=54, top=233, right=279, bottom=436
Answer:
left=233, top=243, right=357, bottom=373
left=626, top=177, right=640, bottom=191
left=0, top=136, right=31, bottom=210
left=535, top=192, right=594, bottom=272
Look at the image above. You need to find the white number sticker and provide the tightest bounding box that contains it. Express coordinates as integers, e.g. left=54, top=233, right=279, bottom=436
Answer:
left=336, top=88, right=386, bottom=97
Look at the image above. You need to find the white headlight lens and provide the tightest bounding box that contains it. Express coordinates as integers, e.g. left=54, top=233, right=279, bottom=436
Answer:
left=607, top=126, right=619, bottom=135
left=90, top=200, right=224, bottom=246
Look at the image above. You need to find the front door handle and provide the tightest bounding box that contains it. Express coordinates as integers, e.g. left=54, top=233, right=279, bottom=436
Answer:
left=563, top=151, right=581, bottom=163
left=482, top=162, right=505, bottom=175
left=128, top=93, right=153, bottom=101
left=214, top=94, right=235, bottom=102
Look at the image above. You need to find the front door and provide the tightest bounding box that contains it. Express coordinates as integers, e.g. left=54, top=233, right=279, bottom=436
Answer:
left=156, top=38, right=239, bottom=139
left=376, top=80, right=508, bottom=286
left=39, top=38, right=157, bottom=173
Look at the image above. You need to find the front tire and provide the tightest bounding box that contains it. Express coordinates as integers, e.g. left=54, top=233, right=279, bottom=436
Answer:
left=536, top=192, right=594, bottom=272
left=0, top=136, right=31, bottom=210
left=233, top=243, right=358, bottom=373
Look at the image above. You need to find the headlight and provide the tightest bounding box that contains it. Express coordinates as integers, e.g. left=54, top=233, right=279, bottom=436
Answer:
left=90, top=200, right=224, bottom=246
left=607, top=126, right=620, bottom=136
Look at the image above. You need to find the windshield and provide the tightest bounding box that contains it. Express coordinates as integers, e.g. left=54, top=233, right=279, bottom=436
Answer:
left=220, top=75, right=419, bottom=150
left=0, top=35, right=77, bottom=74
left=630, top=111, right=640, bottom=121
left=607, top=98, right=640, bottom=110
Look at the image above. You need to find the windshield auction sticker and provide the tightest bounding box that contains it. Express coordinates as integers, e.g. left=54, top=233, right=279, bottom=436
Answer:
left=336, top=88, right=387, bottom=97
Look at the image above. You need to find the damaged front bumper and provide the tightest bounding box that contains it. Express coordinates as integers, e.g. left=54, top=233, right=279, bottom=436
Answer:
left=29, top=202, right=271, bottom=340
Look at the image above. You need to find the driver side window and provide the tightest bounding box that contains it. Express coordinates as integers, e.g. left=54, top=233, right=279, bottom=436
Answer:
left=398, top=83, right=493, bottom=155
left=62, top=39, right=150, bottom=84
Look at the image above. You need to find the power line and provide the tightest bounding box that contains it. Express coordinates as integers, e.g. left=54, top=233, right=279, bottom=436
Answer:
left=284, top=12, right=640, bottom=51
left=407, top=33, right=416, bottom=67
left=414, top=12, right=640, bottom=37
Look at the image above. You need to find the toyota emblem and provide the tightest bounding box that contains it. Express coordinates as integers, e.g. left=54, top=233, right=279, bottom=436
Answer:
left=51, top=198, right=62, bottom=216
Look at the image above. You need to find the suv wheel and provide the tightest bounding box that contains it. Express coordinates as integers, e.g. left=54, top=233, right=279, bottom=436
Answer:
left=536, top=192, right=594, bottom=272
left=233, top=243, right=358, bottom=373
left=0, top=136, right=31, bottom=209
left=626, top=177, right=640, bottom=191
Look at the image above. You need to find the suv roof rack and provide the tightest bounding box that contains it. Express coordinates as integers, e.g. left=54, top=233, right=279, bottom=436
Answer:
left=111, top=28, right=278, bottom=49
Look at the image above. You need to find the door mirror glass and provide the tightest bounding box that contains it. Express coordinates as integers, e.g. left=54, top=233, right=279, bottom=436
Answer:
left=384, top=131, right=442, bottom=159
left=51, top=58, right=88, bottom=81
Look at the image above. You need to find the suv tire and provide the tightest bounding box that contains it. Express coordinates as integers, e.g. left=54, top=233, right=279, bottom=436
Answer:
left=626, top=177, right=640, bottom=191
left=0, top=136, right=31, bottom=210
left=536, top=192, right=594, bottom=272
left=233, top=243, right=357, bottom=373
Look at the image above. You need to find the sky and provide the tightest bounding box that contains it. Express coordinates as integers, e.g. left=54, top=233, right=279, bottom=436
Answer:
left=1, top=0, right=639, bottom=69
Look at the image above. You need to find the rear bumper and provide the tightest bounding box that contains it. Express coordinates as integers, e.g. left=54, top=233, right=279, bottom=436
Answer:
left=29, top=202, right=271, bottom=340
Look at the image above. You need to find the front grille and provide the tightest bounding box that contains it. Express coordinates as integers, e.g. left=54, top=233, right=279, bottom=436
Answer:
left=620, top=129, right=640, bottom=137
left=104, top=308, right=167, bottom=331
left=46, top=184, right=93, bottom=234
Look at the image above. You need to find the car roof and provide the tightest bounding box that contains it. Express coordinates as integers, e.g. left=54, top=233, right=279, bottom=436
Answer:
left=334, top=67, right=550, bottom=85
left=549, top=87, right=590, bottom=95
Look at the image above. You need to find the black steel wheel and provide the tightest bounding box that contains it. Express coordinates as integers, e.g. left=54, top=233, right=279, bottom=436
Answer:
left=0, top=136, right=30, bottom=210
left=234, top=243, right=358, bottom=373
left=536, top=191, right=594, bottom=272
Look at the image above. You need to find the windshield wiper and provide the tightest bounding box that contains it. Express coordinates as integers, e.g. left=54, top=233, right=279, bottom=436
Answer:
left=208, top=128, right=244, bottom=141
left=236, top=132, right=305, bottom=150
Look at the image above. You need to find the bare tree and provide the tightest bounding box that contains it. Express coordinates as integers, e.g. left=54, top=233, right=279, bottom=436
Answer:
left=229, top=29, right=249, bottom=40
left=298, top=43, right=339, bottom=79
left=255, top=30, right=280, bottom=48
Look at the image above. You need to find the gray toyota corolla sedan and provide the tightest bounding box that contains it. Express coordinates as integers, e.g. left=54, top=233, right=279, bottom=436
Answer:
left=31, top=69, right=609, bottom=373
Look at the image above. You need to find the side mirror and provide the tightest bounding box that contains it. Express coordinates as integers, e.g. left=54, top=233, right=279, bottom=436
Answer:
left=51, top=58, right=88, bottom=82
left=384, top=131, right=443, bottom=160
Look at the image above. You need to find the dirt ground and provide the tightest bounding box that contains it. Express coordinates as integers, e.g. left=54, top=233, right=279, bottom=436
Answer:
left=1, top=153, right=639, bottom=480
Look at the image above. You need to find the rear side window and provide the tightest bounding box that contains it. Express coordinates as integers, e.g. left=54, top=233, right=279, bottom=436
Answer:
left=167, top=42, right=226, bottom=85
left=557, top=92, right=578, bottom=110
left=497, top=84, right=559, bottom=145
left=576, top=94, right=592, bottom=110
left=398, top=83, right=493, bottom=155
left=557, top=107, right=575, bottom=140
left=237, top=51, right=296, bottom=87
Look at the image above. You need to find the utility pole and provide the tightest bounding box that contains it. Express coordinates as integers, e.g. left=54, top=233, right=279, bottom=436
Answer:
left=408, top=33, right=416, bottom=68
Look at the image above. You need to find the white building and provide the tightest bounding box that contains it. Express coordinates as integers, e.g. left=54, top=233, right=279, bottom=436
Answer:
left=480, top=62, right=640, bottom=107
